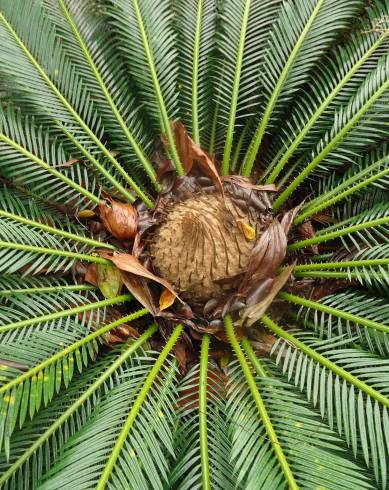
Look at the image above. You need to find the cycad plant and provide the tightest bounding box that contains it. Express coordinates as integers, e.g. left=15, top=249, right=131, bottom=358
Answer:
left=0, top=0, right=388, bottom=488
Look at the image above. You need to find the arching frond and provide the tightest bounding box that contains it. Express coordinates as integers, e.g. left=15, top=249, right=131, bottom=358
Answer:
left=213, top=0, right=282, bottom=170
left=0, top=326, right=157, bottom=488
left=96, top=325, right=182, bottom=489
left=41, top=0, right=158, bottom=189
left=0, top=0, right=152, bottom=204
left=274, top=52, right=389, bottom=209
left=298, top=289, right=389, bottom=355
left=297, top=144, right=389, bottom=222
left=227, top=355, right=375, bottom=489
left=263, top=316, right=389, bottom=488
left=106, top=0, right=184, bottom=175
left=242, top=0, right=363, bottom=176
left=263, top=0, right=389, bottom=182
left=170, top=337, right=235, bottom=490
left=174, top=0, right=217, bottom=146
left=0, top=106, right=100, bottom=209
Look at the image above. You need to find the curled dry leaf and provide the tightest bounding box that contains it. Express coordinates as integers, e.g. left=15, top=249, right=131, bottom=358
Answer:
left=85, top=263, right=98, bottom=287
left=173, top=340, right=187, bottom=373
left=240, top=264, right=294, bottom=327
left=297, top=221, right=319, bottom=254
left=241, top=219, right=287, bottom=290
left=241, top=222, right=256, bottom=240
left=99, top=199, right=138, bottom=241
left=100, top=251, right=181, bottom=301
left=171, top=121, right=223, bottom=194
left=280, top=204, right=303, bottom=235
left=159, top=288, right=176, bottom=311
left=121, top=272, right=158, bottom=316
left=77, top=209, right=96, bottom=219
left=222, top=175, right=277, bottom=192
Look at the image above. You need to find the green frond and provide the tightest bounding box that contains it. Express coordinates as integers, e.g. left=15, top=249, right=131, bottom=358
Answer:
left=225, top=315, right=299, bottom=489
left=297, top=144, right=389, bottom=222
left=263, top=1, right=389, bottom=182
left=0, top=187, right=91, bottom=235
left=96, top=325, right=182, bottom=489
left=106, top=0, right=184, bottom=175
left=242, top=0, right=363, bottom=176
left=0, top=326, right=157, bottom=488
left=0, top=106, right=100, bottom=208
left=280, top=292, right=389, bottom=336
left=274, top=52, right=389, bottom=209
left=0, top=275, right=89, bottom=295
left=42, top=0, right=159, bottom=189
left=174, top=0, right=217, bottom=146
left=291, top=202, right=389, bottom=251
left=227, top=356, right=375, bottom=489
left=298, top=289, right=389, bottom=356
left=264, top=318, right=389, bottom=487
left=170, top=339, right=235, bottom=490
left=0, top=1, right=152, bottom=204
left=0, top=309, right=148, bottom=456
left=213, top=0, right=282, bottom=171
left=37, top=350, right=176, bottom=489
left=0, top=292, right=131, bottom=346
left=0, top=210, right=114, bottom=251
left=0, top=217, right=104, bottom=275
left=292, top=248, right=389, bottom=290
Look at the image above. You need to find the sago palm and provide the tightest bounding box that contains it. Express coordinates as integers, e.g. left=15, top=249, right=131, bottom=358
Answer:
left=0, top=0, right=388, bottom=488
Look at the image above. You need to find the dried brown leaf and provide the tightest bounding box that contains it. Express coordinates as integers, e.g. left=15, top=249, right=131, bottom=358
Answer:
left=121, top=272, right=158, bottom=315
left=172, top=121, right=223, bottom=193
left=222, top=175, right=277, bottom=192
left=280, top=204, right=303, bottom=235
left=297, top=221, right=319, bottom=254
left=85, top=263, right=98, bottom=287
left=159, top=288, right=176, bottom=311
left=240, top=264, right=294, bottom=327
left=174, top=340, right=187, bottom=373
left=99, top=199, right=138, bottom=241
left=100, top=252, right=181, bottom=301
left=241, top=219, right=287, bottom=291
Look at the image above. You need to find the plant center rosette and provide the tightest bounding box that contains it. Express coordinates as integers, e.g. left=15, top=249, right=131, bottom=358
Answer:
left=85, top=123, right=300, bottom=355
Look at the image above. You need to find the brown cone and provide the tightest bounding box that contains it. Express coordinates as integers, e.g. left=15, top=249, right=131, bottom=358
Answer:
left=150, top=193, right=258, bottom=300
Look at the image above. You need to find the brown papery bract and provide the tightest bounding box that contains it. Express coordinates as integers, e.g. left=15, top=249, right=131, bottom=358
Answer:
left=99, top=199, right=138, bottom=241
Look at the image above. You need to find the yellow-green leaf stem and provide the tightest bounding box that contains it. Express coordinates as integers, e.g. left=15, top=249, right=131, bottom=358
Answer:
left=261, top=314, right=389, bottom=408
left=96, top=323, right=184, bottom=489
left=0, top=323, right=157, bottom=487
left=0, top=241, right=112, bottom=267
left=279, top=292, right=389, bottom=335
left=273, top=76, right=389, bottom=210
left=0, top=210, right=116, bottom=250
left=199, top=334, right=211, bottom=490
left=221, top=0, right=252, bottom=175
left=0, top=294, right=131, bottom=335
left=130, top=0, right=184, bottom=176
left=242, top=0, right=325, bottom=177
left=289, top=216, right=389, bottom=250
left=224, top=315, right=299, bottom=490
